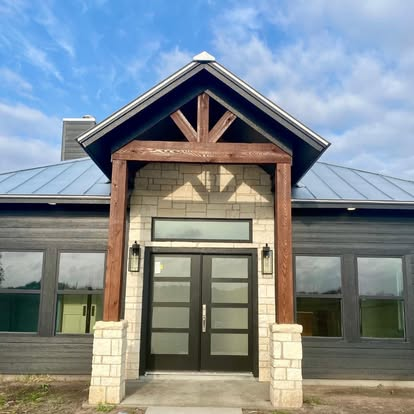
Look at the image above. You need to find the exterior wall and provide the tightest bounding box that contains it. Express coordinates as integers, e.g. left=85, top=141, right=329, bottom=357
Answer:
left=126, top=163, right=275, bottom=380
left=293, top=209, right=414, bottom=380
left=0, top=205, right=109, bottom=374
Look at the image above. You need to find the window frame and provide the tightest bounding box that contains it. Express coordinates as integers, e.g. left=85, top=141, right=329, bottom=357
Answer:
left=294, top=253, right=345, bottom=339
left=356, top=254, right=407, bottom=341
left=0, top=249, right=46, bottom=334
left=54, top=249, right=107, bottom=336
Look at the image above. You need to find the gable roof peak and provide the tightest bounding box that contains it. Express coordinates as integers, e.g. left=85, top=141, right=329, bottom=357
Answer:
left=193, top=51, right=216, bottom=62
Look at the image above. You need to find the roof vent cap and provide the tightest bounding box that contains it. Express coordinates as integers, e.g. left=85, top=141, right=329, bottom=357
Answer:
left=193, top=51, right=216, bottom=62
left=82, top=114, right=95, bottom=119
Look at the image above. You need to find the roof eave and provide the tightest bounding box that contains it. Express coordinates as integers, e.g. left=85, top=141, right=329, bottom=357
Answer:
left=292, top=198, right=414, bottom=210
left=0, top=195, right=110, bottom=205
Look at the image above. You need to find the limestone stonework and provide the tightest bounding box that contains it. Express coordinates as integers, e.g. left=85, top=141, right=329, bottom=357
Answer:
left=269, top=323, right=303, bottom=408
left=89, top=320, right=128, bottom=405
left=125, top=163, right=276, bottom=381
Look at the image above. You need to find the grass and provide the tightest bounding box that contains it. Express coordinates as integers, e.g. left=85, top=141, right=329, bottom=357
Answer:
left=96, top=402, right=116, bottom=412
left=304, top=395, right=323, bottom=406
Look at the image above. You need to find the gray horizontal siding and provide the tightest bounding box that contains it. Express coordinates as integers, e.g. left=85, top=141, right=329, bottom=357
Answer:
left=0, top=205, right=109, bottom=375
left=61, top=120, right=95, bottom=161
left=0, top=336, right=93, bottom=374
left=293, top=209, right=414, bottom=380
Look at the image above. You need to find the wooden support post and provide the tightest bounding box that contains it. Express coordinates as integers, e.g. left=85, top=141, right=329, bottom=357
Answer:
left=103, top=159, right=128, bottom=321
left=274, top=162, right=294, bottom=324
left=197, top=93, right=209, bottom=142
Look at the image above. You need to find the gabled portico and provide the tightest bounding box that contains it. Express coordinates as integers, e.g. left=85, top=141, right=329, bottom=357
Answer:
left=79, top=53, right=329, bottom=408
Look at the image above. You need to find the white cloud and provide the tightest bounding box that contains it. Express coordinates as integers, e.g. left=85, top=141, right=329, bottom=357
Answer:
left=0, top=68, right=33, bottom=96
left=0, top=102, right=61, bottom=172
left=155, top=46, right=193, bottom=80
left=211, top=1, right=414, bottom=179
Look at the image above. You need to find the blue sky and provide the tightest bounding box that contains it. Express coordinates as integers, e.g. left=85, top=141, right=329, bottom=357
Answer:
left=0, top=0, right=413, bottom=179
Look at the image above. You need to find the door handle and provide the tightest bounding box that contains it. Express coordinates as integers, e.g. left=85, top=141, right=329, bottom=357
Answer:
left=82, top=305, right=86, bottom=316
left=202, top=304, right=207, bottom=333
left=91, top=305, right=95, bottom=317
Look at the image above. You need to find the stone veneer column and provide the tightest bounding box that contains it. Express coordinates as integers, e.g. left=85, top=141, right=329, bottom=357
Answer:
left=89, top=320, right=128, bottom=405
left=269, top=323, right=303, bottom=408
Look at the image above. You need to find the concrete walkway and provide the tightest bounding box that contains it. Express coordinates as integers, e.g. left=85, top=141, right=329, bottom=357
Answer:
left=122, top=377, right=272, bottom=410
left=146, top=408, right=242, bottom=414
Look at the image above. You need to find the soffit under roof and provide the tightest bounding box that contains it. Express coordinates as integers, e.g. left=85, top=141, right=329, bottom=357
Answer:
left=77, top=56, right=330, bottom=184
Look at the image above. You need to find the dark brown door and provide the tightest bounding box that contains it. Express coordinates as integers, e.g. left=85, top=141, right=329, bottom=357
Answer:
left=147, top=253, right=253, bottom=372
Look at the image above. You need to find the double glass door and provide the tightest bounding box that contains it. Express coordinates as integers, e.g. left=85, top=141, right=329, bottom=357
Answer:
left=147, top=253, right=253, bottom=372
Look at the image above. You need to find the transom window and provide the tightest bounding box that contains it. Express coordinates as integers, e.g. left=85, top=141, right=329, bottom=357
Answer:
left=55, top=252, right=105, bottom=335
left=0, top=251, right=44, bottom=333
left=358, top=257, right=405, bottom=339
left=295, top=256, right=342, bottom=337
left=152, top=218, right=252, bottom=242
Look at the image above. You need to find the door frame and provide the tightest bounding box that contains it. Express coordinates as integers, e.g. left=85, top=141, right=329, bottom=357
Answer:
left=139, top=247, right=259, bottom=377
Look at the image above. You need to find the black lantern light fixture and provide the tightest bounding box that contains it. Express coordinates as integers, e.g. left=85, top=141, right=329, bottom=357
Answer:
left=128, top=241, right=141, bottom=272
left=262, top=243, right=273, bottom=275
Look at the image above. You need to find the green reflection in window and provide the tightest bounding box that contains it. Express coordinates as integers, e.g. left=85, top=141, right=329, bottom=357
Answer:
left=297, top=297, right=342, bottom=337
left=0, top=293, right=40, bottom=332
left=295, top=256, right=341, bottom=294
left=360, top=299, right=404, bottom=338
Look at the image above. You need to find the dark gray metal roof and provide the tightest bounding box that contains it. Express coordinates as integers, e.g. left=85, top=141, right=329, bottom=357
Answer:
left=0, top=158, right=110, bottom=204
left=0, top=158, right=413, bottom=207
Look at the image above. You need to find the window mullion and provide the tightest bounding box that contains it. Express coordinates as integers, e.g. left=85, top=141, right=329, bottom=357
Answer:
left=342, top=254, right=359, bottom=342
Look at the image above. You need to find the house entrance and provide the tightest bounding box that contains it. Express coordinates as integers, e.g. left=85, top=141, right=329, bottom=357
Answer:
left=146, top=252, right=254, bottom=372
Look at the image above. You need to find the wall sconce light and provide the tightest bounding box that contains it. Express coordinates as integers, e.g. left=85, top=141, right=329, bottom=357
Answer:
left=128, top=241, right=141, bottom=272
left=262, top=243, right=273, bottom=275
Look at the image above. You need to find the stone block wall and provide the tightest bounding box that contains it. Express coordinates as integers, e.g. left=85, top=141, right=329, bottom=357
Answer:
left=89, top=320, right=128, bottom=405
left=269, top=323, right=303, bottom=408
left=125, top=163, right=275, bottom=381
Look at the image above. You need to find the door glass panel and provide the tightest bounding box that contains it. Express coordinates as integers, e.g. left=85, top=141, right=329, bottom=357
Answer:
left=296, top=298, right=342, bottom=337
left=212, top=282, right=248, bottom=303
left=211, top=333, right=248, bottom=355
left=360, top=299, right=405, bottom=338
left=0, top=251, right=43, bottom=289
left=151, top=332, right=189, bottom=354
left=358, top=257, right=403, bottom=296
left=153, top=256, right=191, bottom=278
left=0, top=293, right=40, bottom=332
left=211, top=308, right=248, bottom=329
left=152, top=307, right=189, bottom=329
left=153, top=282, right=190, bottom=302
left=211, top=257, right=248, bottom=279
left=295, top=256, right=341, bottom=294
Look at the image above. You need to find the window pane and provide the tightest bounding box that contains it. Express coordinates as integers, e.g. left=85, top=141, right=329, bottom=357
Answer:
left=296, top=298, right=342, bottom=337
left=153, top=282, right=190, bottom=303
left=212, top=257, right=248, bottom=279
left=152, top=307, right=189, bottom=329
left=153, top=219, right=251, bottom=241
left=55, top=294, right=102, bottom=334
left=211, top=308, right=248, bottom=329
left=0, top=293, right=40, bottom=332
left=212, top=282, right=248, bottom=303
left=58, top=252, right=105, bottom=290
left=153, top=256, right=191, bottom=278
left=0, top=251, right=43, bottom=290
left=211, top=333, right=248, bottom=355
left=151, top=333, right=189, bottom=354
left=358, top=258, right=403, bottom=296
left=360, top=299, right=405, bottom=338
left=295, top=256, right=341, bottom=294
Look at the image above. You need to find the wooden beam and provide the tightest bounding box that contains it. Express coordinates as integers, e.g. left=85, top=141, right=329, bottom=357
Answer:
left=170, top=110, right=197, bottom=142
left=197, top=93, right=209, bottom=142
left=275, top=163, right=294, bottom=324
left=113, top=141, right=292, bottom=164
left=208, top=110, right=237, bottom=143
left=103, top=159, right=128, bottom=321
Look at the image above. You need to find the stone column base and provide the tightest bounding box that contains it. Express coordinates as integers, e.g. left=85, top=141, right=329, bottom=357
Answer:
left=269, top=323, right=303, bottom=408
left=89, top=320, right=128, bottom=405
